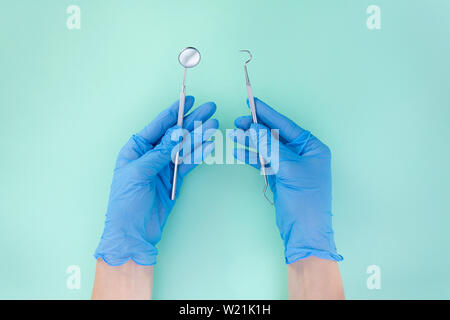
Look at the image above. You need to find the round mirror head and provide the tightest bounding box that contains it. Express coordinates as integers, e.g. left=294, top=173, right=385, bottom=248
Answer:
left=178, top=47, right=201, bottom=68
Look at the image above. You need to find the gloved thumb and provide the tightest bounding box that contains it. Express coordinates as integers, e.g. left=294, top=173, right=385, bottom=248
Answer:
left=135, top=126, right=184, bottom=176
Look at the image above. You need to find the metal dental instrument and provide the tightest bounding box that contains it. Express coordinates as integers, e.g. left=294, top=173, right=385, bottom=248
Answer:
left=171, top=47, right=201, bottom=201
left=239, top=50, right=272, bottom=204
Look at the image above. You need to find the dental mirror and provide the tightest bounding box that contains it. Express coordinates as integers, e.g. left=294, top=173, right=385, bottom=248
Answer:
left=178, top=47, right=201, bottom=68
left=171, top=47, right=201, bottom=200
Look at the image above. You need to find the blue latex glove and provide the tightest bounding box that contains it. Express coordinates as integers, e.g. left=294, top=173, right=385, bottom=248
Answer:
left=232, top=97, right=342, bottom=264
left=95, top=96, right=218, bottom=266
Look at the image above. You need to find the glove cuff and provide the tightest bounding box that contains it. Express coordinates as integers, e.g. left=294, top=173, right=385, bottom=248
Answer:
left=94, top=253, right=157, bottom=267
left=94, top=237, right=158, bottom=266
left=285, top=248, right=343, bottom=264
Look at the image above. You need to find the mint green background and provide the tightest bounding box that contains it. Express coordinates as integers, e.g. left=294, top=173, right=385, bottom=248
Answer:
left=1, top=0, right=449, bottom=299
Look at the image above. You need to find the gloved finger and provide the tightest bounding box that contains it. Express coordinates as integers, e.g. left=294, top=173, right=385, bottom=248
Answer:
left=235, top=126, right=283, bottom=177
left=234, top=115, right=253, bottom=130
left=227, top=128, right=256, bottom=149
left=229, top=125, right=278, bottom=166
left=115, top=97, right=192, bottom=169
left=135, top=126, right=183, bottom=176
left=150, top=101, right=217, bottom=148
left=118, top=99, right=214, bottom=168
left=178, top=141, right=215, bottom=179
left=248, top=123, right=302, bottom=174
left=248, top=123, right=273, bottom=164
left=115, top=134, right=154, bottom=169
left=236, top=115, right=314, bottom=157
left=138, top=96, right=195, bottom=145
left=246, top=97, right=306, bottom=143
left=233, top=148, right=261, bottom=170
left=180, top=118, right=219, bottom=162
left=234, top=115, right=282, bottom=142
left=182, top=102, right=217, bottom=132
left=137, top=117, right=217, bottom=177
left=233, top=147, right=277, bottom=190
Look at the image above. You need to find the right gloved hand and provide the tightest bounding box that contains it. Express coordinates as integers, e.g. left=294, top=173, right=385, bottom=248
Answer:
left=231, top=97, right=343, bottom=264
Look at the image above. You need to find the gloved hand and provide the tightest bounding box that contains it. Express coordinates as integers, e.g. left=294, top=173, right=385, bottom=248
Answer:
left=231, top=97, right=342, bottom=264
left=95, top=96, right=218, bottom=266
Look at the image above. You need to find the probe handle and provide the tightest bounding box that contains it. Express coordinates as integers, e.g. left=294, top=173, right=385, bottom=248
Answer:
left=246, top=85, right=258, bottom=124
left=246, top=85, right=267, bottom=178
left=177, top=89, right=186, bottom=126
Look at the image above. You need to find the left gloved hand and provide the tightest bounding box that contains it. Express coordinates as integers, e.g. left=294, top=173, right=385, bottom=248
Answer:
left=94, top=96, right=218, bottom=266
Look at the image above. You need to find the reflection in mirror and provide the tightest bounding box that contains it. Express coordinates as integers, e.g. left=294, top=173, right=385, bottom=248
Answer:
left=178, top=47, right=201, bottom=68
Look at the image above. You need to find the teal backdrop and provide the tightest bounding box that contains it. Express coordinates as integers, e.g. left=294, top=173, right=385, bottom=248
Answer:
left=1, top=0, right=449, bottom=299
